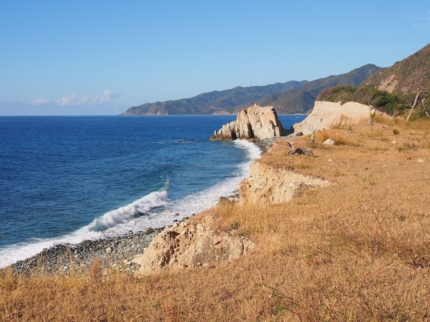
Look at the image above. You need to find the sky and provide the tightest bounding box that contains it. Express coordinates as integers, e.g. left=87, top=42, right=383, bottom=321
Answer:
left=1, top=1, right=429, bottom=116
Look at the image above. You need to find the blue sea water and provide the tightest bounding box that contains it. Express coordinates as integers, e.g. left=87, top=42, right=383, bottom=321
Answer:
left=0, top=114, right=305, bottom=267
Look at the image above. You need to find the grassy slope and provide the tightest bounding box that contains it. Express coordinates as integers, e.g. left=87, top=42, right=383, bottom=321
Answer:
left=1, top=119, right=430, bottom=321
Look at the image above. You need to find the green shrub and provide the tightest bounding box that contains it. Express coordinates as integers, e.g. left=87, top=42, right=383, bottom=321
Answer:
left=369, top=89, right=407, bottom=115
left=318, top=85, right=407, bottom=116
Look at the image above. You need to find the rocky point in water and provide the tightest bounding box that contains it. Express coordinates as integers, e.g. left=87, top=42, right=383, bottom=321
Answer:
left=210, top=104, right=291, bottom=141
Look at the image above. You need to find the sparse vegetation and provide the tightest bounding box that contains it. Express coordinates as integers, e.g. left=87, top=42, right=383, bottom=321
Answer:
left=317, top=85, right=408, bottom=116
left=258, top=64, right=382, bottom=114
left=318, top=43, right=430, bottom=120
left=2, top=119, right=430, bottom=321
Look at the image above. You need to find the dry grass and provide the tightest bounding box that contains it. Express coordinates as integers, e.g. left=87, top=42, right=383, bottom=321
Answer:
left=2, top=119, right=430, bottom=321
left=314, top=129, right=358, bottom=146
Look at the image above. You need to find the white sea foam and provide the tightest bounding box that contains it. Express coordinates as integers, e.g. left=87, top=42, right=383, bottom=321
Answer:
left=0, top=140, right=261, bottom=269
left=0, top=189, right=170, bottom=268
left=103, top=140, right=261, bottom=235
left=86, top=189, right=169, bottom=231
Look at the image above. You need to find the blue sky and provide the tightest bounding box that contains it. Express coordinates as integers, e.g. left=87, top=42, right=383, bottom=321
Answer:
left=1, top=1, right=429, bottom=115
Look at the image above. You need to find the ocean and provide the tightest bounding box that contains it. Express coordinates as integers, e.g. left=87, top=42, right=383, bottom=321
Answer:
left=0, top=114, right=306, bottom=268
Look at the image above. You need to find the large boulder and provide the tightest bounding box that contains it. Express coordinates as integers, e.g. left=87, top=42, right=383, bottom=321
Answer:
left=210, top=104, right=291, bottom=140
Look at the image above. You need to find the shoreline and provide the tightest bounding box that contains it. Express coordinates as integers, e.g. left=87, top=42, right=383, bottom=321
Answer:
left=8, top=227, right=164, bottom=276
left=4, top=136, right=289, bottom=276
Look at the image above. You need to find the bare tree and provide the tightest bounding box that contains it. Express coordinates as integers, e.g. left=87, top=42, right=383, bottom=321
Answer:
left=406, top=75, right=428, bottom=122
left=422, top=96, right=430, bottom=118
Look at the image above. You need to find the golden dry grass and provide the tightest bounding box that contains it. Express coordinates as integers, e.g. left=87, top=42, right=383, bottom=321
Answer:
left=1, top=119, right=430, bottom=321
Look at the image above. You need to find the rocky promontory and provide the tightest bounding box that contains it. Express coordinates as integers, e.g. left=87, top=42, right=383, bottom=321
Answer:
left=210, top=104, right=291, bottom=140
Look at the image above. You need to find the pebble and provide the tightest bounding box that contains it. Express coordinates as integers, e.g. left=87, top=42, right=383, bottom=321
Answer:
left=8, top=227, right=164, bottom=276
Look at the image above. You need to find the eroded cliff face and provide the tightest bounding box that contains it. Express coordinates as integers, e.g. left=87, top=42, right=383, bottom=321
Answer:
left=240, top=161, right=329, bottom=204
left=210, top=104, right=290, bottom=140
left=293, top=101, right=378, bottom=136
left=132, top=214, right=254, bottom=276
left=133, top=136, right=332, bottom=275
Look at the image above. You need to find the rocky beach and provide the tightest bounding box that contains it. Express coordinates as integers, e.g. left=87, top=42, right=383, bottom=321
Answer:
left=8, top=227, right=164, bottom=276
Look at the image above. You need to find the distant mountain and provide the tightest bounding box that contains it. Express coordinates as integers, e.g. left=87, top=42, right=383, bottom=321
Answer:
left=257, top=64, right=383, bottom=114
left=122, top=81, right=307, bottom=115
left=122, top=64, right=382, bottom=115
left=317, top=43, right=430, bottom=116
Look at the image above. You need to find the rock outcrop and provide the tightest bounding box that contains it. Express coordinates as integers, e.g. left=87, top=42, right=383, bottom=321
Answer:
left=132, top=215, right=254, bottom=276
left=293, top=101, right=382, bottom=136
left=210, top=104, right=291, bottom=140
left=240, top=161, right=329, bottom=204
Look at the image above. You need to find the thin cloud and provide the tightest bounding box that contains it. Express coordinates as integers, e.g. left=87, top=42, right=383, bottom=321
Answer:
left=56, top=94, right=77, bottom=106
left=32, top=98, right=51, bottom=105
left=55, top=90, right=115, bottom=106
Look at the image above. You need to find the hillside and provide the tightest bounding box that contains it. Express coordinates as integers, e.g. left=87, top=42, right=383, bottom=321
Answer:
left=364, top=43, right=430, bottom=102
left=257, top=64, right=382, bottom=114
left=317, top=43, right=430, bottom=117
left=122, top=64, right=382, bottom=115
left=122, top=81, right=307, bottom=115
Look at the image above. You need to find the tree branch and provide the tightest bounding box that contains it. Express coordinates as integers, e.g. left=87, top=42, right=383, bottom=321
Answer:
left=406, top=87, right=425, bottom=122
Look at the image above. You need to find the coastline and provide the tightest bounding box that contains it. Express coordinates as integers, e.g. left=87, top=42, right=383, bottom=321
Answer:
left=3, top=138, right=265, bottom=275
left=8, top=227, right=164, bottom=276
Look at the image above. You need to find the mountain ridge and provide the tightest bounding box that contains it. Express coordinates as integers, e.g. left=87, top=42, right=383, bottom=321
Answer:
left=258, top=64, right=382, bottom=114
left=122, top=64, right=382, bottom=115
left=123, top=81, right=307, bottom=115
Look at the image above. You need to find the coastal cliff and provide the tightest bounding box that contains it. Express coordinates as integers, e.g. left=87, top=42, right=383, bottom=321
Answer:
left=132, top=213, right=254, bottom=276
left=293, top=100, right=380, bottom=136
left=240, top=160, right=329, bottom=204
left=131, top=101, right=393, bottom=276
left=210, top=103, right=291, bottom=140
left=132, top=147, right=330, bottom=276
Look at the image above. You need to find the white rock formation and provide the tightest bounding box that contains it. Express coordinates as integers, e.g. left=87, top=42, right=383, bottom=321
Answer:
left=293, top=101, right=381, bottom=136
left=239, top=161, right=329, bottom=204
left=210, top=104, right=290, bottom=140
left=132, top=216, right=254, bottom=276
